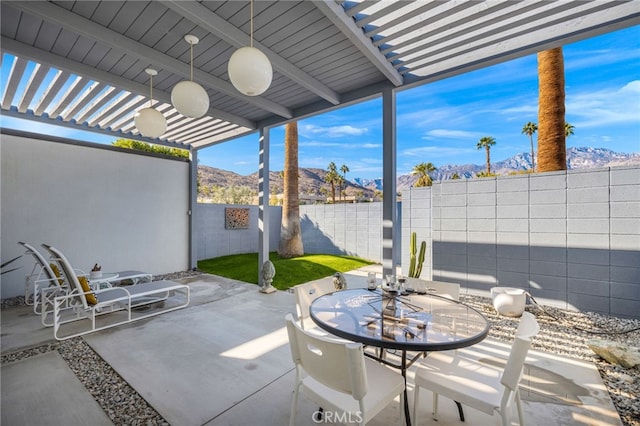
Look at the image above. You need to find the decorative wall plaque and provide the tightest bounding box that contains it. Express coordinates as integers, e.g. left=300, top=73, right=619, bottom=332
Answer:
left=225, top=207, right=250, bottom=229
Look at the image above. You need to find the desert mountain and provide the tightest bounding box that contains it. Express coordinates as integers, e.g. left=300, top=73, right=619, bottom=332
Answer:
left=198, top=147, right=639, bottom=196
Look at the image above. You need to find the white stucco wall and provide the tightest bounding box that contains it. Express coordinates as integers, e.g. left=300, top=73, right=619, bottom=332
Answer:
left=1, top=133, right=190, bottom=299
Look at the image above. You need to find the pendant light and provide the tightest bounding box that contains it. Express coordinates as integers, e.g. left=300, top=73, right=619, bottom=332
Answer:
left=171, top=35, right=210, bottom=118
left=134, top=68, right=167, bottom=138
left=228, top=0, right=272, bottom=96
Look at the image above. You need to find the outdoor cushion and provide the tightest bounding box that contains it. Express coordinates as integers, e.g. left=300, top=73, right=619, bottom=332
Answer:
left=49, top=263, right=64, bottom=285
left=78, top=276, right=98, bottom=305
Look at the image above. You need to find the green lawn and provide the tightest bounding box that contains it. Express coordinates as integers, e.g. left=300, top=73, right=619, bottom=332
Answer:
left=197, top=252, right=375, bottom=291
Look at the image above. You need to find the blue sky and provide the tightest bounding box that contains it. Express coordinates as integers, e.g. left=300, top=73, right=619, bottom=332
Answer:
left=2, top=26, right=638, bottom=180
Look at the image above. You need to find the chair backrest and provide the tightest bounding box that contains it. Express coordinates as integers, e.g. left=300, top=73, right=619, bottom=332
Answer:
left=501, top=311, right=539, bottom=391
left=41, top=244, right=89, bottom=310
left=293, top=280, right=337, bottom=325
left=405, top=278, right=460, bottom=301
left=18, top=241, right=61, bottom=286
left=285, top=313, right=368, bottom=400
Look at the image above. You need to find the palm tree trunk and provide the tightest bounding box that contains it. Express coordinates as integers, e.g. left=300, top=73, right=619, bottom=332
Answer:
left=278, top=122, right=304, bottom=258
left=485, top=146, right=491, bottom=174
left=529, top=135, right=535, bottom=172
left=537, top=47, right=566, bottom=172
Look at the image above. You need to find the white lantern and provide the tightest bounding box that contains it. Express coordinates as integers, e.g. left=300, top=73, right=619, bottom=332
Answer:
left=134, top=107, right=166, bottom=138
left=228, top=46, right=273, bottom=96
left=135, top=68, right=167, bottom=138
left=172, top=80, right=209, bottom=118
left=171, top=35, right=210, bottom=118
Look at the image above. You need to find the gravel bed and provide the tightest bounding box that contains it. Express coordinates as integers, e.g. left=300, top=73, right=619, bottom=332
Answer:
left=2, top=275, right=638, bottom=425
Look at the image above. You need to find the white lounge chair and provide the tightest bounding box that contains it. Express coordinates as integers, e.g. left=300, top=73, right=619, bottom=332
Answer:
left=41, top=244, right=190, bottom=340
left=19, top=241, right=68, bottom=314
left=285, top=313, right=405, bottom=426
left=412, top=311, right=540, bottom=425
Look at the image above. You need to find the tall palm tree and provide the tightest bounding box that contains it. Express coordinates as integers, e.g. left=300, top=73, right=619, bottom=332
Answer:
left=565, top=122, right=575, bottom=138
left=325, top=162, right=339, bottom=204
left=537, top=47, right=566, bottom=172
left=411, top=162, right=437, bottom=187
left=339, top=164, right=349, bottom=201
left=476, top=136, right=496, bottom=174
left=522, top=122, right=538, bottom=172
left=278, top=122, right=304, bottom=258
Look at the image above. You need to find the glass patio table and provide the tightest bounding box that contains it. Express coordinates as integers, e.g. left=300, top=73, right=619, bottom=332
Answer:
left=309, top=288, right=490, bottom=426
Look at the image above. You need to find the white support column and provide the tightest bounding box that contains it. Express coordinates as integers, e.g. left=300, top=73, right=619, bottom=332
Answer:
left=258, top=128, right=272, bottom=288
left=382, top=88, right=398, bottom=278
left=188, top=148, right=198, bottom=270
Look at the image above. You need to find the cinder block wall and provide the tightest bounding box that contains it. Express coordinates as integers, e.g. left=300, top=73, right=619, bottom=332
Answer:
left=195, top=204, right=281, bottom=259
left=402, top=166, right=639, bottom=318
left=195, top=202, right=385, bottom=264
left=299, top=203, right=383, bottom=262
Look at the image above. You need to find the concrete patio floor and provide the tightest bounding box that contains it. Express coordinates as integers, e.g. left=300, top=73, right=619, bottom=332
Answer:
left=1, top=267, right=622, bottom=425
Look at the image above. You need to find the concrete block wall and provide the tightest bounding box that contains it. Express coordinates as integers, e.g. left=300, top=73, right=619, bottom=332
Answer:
left=195, top=202, right=385, bottom=264
left=403, top=166, right=640, bottom=318
left=195, top=204, right=281, bottom=260
left=609, top=167, right=640, bottom=317
left=299, top=203, right=383, bottom=262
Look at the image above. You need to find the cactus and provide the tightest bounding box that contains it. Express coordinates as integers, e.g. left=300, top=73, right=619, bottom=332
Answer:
left=408, top=232, right=417, bottom=277
left=408, top=232, right=426, bottom=278
left=415, top=241, right=426, bottom=278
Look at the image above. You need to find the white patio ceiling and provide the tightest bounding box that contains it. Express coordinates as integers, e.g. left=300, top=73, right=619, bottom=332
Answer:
left=1, top=1, right=638, bottom=151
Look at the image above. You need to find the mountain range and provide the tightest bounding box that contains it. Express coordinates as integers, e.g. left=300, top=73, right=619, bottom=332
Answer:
left=198, top=147, right=639, bottom=196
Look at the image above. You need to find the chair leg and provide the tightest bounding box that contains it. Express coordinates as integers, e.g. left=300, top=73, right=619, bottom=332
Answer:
left=515, top=391, right=525, bottom=426
left=432, top=393, right=439, bottom=420
left=413, top=385, right=420, bottom=424
left=289, top=386, right=300, bottom=426
left=398, top=388, right=404, bottom=426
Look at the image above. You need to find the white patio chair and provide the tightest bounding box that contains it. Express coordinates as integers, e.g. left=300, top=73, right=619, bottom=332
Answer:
left=412, top=311, right=540, bottom=425
left=285, top=313, right=405, bottom=426
left=405, top=277, right=460, bottom=301
left=18, top=241, right=68, bottom=314
left=293, top=279, right=339, bottom=332
left=40, top=244, right=190, bottom=340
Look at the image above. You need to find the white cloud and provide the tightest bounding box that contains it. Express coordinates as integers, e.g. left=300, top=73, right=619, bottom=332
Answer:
left=568, top=80, right=640, bottom=127
left=401, top=145, right=476, bottom=158
left=422, top=129, right=478, bottom=139
left=300, top=124, right=368, bottom=138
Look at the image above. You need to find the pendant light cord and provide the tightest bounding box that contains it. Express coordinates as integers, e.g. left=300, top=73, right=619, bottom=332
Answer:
left=149, top=74, right=153, bottom=108
left=250, top=0, right=254, bottom=48
left=190, top=41, right=194, bottom=81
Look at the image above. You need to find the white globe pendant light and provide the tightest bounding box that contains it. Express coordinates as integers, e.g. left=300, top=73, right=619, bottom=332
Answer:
left=228, top=0, right=272, bottom=96
left=134, top=68, right=167, bottom=138
left=228, top=46, right=272, bottom=96
left=171, top=35, right=210, bottom=118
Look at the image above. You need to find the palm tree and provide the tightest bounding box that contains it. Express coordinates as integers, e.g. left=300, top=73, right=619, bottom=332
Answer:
left=522, top=122, right=538, bottom=172
left=411, top=162, right=437, bottom=187
left=339, top=164, right=349, bottom=201
left=476, top=136, right=496, bottom=174
left=325, top=162, right=339, bottom=204
left=278, top=122, right=304, bottom=258
left=537, top=47, right=566, bottom=172
left=565, top=122, right=575, bottom=138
